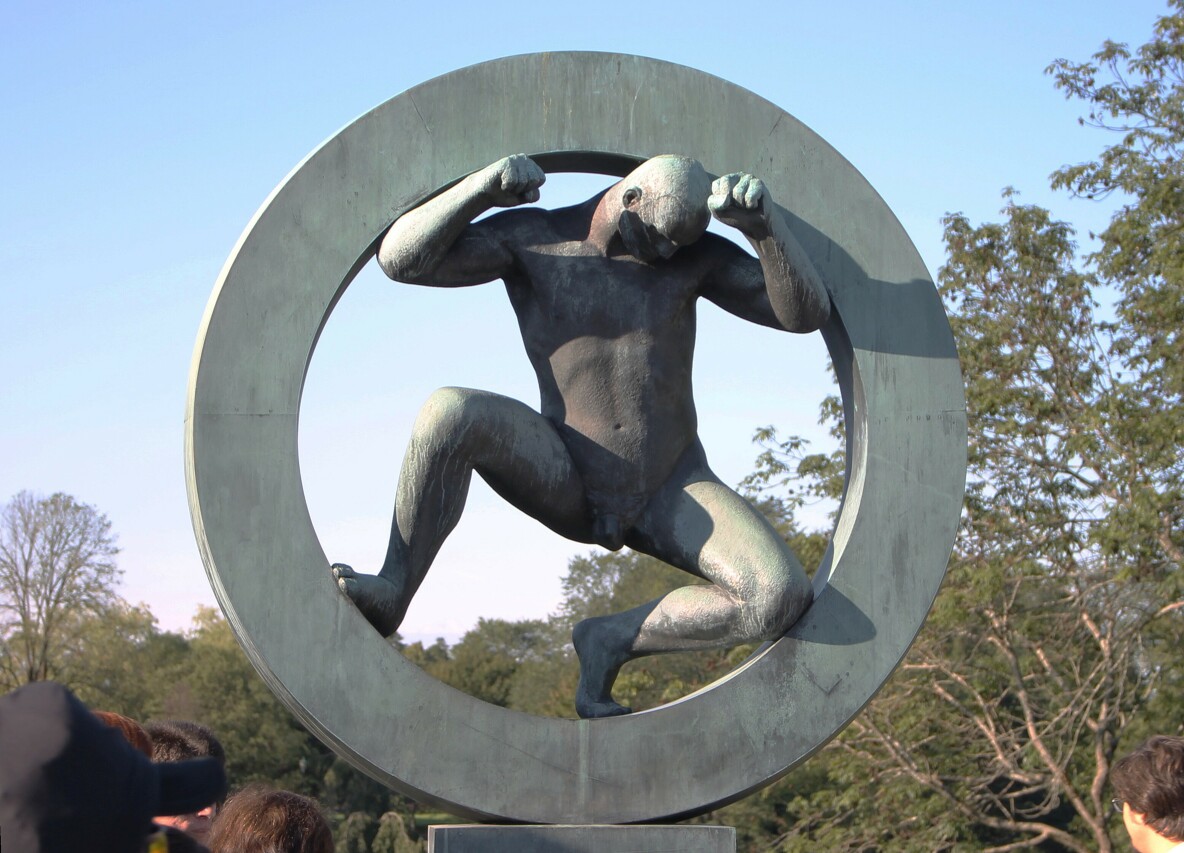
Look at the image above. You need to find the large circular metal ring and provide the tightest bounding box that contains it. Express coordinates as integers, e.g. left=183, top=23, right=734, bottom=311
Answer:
left=186, top=52, right=965, bottom=824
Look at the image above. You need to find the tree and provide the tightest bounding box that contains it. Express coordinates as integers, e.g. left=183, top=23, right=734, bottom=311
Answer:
left=440, top=617, right=554, bottom=708
left=58, top=600, right=187, bottom=720
left=0, top=491, right=121, bottom=689
left=149, top=607, right=312, bottom=789
left=760, top=93, right=1182, bottom=853
left=751, top=196, right=1182, bottom=852
left=335, top=811, right=376, bottom=853
left=718, top=8, right=1184, bottom=847
left=1047, top=2, right=1184, bottom=587
left=370, top=811, right=424, bottom=853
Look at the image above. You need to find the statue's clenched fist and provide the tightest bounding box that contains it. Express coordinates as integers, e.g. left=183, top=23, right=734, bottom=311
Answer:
left=709, top=172, right=771, bottom=239
left=479, top=154, right=546, bottom=208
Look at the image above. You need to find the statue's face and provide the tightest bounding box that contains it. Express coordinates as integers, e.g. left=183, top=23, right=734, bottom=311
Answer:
left=617, top=157, right=711, bottom=262
left=618, top=207, right=684, bottom=262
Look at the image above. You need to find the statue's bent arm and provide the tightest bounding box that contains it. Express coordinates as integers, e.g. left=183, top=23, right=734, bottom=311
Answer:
left=703, top=173, right=831, bottom=334
left=379, top=219, right=518, bottom=287
left=746, top=218, right=831, bottom=333
left=377, top=154, right=545, bottom=286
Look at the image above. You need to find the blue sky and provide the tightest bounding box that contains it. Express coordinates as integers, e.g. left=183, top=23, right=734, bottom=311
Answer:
left=0, top=0, right=1167, bottom=640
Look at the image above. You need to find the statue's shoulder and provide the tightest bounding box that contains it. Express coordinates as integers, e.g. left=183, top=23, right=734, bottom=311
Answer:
left=694, top=230, right=757, bottom=266
left=481, top=204, right=562, bottom=238
left=485, top=202, right=591, bottom=247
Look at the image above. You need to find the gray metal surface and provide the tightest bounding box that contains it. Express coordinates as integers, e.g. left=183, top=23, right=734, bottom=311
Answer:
left=427, top=825, right=735, bottom=853
left=186, top=52, right=966, bottom=824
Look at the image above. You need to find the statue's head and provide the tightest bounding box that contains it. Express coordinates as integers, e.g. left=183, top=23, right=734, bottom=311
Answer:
left=616, top=156, right=712, bottom=262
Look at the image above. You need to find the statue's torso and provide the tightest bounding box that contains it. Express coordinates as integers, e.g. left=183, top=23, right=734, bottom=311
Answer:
left=502, top=234, right=709, bottom=504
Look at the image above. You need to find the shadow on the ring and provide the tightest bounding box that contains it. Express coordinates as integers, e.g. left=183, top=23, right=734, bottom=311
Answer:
left=789, top=586, right=876, bottom=647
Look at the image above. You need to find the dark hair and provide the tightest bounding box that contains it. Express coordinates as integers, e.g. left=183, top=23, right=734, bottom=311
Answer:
left=206, top=785, right=333, bottom=853
left=145, top=720, right=226, bottom=766
left=92, top=710, right=154, bottom=758
left=1112, top=735, right=1184, bottom=842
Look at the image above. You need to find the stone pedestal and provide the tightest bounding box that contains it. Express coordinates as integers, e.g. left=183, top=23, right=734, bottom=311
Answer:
left=427, top=824, right=735, bottom=852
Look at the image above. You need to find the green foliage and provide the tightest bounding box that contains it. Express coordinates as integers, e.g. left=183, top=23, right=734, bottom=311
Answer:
left=334, top=811, right=376, bottom=853
left=1049, top=4, right=1184, bottom=411
left=370, top=811, right=424, bottom=853
left=1047, top=13, right=1184, bottom=598
left=442, top=617, right=552, bottom=706
left=743, top=405, right=846, bottom=516
left=60, top=601, right=187, bottom=720
left=150, top=606, right=311, bottom=790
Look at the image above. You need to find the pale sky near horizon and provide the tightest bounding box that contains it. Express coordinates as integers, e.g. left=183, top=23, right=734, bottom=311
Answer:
left=1, top=0, right=1167, bottom=643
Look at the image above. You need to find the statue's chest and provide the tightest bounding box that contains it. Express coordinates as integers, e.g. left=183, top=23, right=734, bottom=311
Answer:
left=512, top=247, right=696, bottom=332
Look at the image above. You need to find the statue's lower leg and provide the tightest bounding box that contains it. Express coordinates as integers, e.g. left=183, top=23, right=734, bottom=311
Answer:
left=332, top=399, right=474, bottom=638
left=572, top=614, right=638, bottom=719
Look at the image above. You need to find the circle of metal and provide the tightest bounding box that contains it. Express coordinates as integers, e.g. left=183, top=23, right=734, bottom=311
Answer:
left=185, top=52, right=966, bottom=824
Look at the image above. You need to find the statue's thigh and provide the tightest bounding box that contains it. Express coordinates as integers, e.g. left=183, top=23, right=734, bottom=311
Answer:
left=629, top=479, right=801, bottom=594
left=447, top=391, right=595, bottom=543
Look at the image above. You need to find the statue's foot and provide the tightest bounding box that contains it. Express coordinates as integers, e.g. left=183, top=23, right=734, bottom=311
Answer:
left=573, top=617, right=632, bottom=719
left=331, top=563, right=404, bottom=637
left=577, top=696, right=632, bottom=719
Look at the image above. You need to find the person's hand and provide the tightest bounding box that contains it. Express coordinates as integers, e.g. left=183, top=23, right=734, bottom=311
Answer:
left=709, top=173, right=771, bottom=238
left=478, top=154, right=546, bottom=207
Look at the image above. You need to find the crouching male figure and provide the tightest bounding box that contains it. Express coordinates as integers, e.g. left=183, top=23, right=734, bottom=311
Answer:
left=332, top=153, right=831, bottom=718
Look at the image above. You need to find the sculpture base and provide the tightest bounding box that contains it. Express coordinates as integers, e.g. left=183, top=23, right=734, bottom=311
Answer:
left=427, top=824, right=735, bottom=852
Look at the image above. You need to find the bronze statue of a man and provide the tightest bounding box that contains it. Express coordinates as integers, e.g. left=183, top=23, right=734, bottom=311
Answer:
left=332, top=153, right=831, bottom=718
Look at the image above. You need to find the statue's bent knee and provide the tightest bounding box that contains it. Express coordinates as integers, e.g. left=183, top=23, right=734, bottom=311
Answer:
left=415, top=387, right=487, bottom=445
left=745, top=566, right=810, bottom=639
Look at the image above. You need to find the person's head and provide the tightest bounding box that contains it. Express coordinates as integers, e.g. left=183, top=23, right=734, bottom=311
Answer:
left=146, top=720, right=226, bottom=765
left=145, top=720, right=227, bottom=844
left=1112, top=735, right=1184, bottom=852
left=615, top=155, right=712, bottom=262
left=94, top=710, right=155, bottom=758
left=206, top=785, right=333, bottom=853
left=0, top=682, right=226, bottom=853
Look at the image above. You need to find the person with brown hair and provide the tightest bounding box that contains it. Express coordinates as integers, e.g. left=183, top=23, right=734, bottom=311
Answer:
left=206, top=785, right=333, bottom=853
left=1112, top=735, right=1184, bottom=852
left=93, top=710, right=155, bottom=757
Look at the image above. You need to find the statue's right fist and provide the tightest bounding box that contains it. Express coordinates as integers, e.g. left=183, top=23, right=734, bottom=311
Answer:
left=480, top=154, right=546, bottom=207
